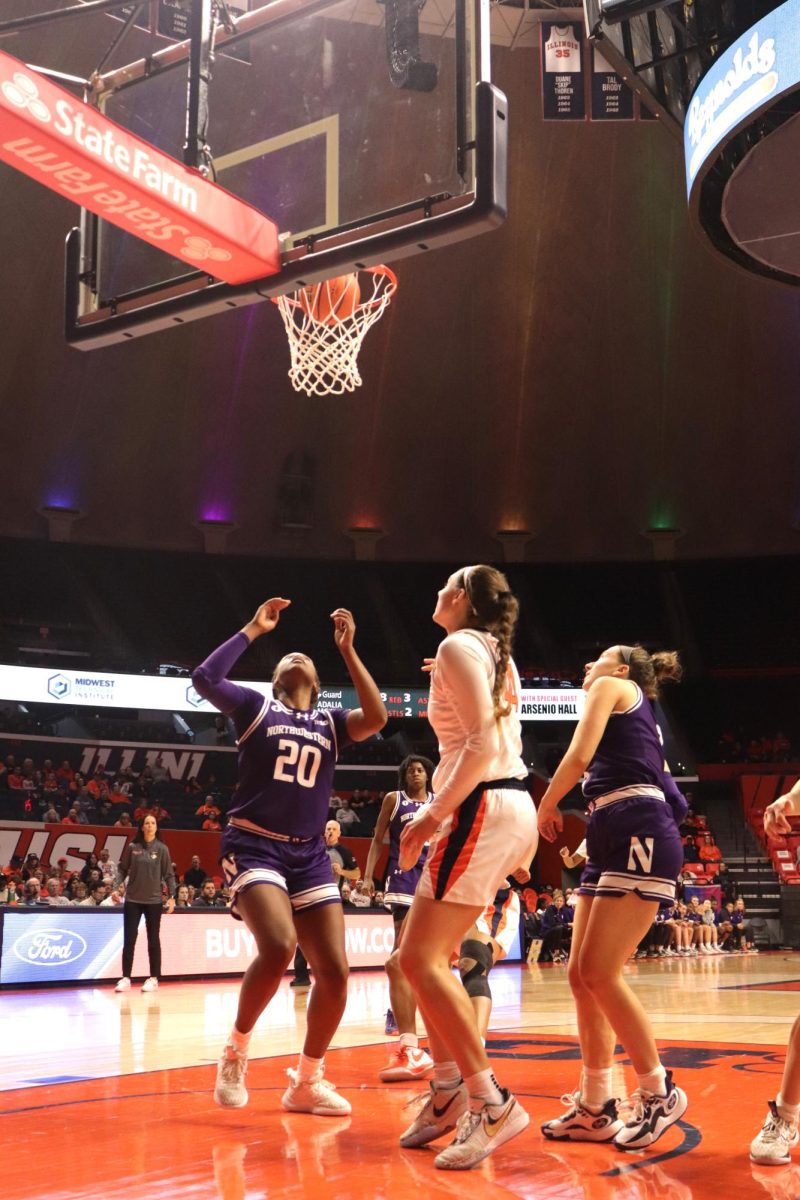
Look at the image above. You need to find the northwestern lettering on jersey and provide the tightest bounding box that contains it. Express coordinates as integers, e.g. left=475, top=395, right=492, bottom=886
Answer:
left=229, top=700, right=351, bottom=840
left=265, top=723, right=332, bottom=751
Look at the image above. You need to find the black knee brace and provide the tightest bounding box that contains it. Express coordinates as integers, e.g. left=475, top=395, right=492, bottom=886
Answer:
left=459, top=939, right=494, bottom=999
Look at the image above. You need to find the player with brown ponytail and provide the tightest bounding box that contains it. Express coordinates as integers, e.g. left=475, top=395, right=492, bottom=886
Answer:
left=394, top=565, right=538, bottom=1171
left=537, top=642, right=688, bottom=1152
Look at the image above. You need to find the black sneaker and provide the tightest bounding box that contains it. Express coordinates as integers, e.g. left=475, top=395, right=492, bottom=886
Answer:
left=614, top=1072, right=688, bottom=1151
left=290, top=977, right=311, bottom=991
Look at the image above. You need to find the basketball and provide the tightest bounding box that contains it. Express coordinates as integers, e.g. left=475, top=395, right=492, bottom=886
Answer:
left=298, top=273, right=361, bottom=325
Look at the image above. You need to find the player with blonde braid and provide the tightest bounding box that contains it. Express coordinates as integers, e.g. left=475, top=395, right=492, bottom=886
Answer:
left=396, top=564, right=538, bottom=1171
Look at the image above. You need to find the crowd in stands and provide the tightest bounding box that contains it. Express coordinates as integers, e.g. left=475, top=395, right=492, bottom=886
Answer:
left=0, top=750, right=235, bottom=831
left=0, top=848, right=234, bottom=909
left=715, top=729, right=795, bottom=764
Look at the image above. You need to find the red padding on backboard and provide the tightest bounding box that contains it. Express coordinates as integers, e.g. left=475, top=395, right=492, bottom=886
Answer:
left=0, top=50, right=280, bottom=286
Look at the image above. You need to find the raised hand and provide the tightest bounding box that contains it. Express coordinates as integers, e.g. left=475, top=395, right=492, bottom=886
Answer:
left=245, top=598, right=291, bottom=638
left=331, top=608, right=355, bottom=654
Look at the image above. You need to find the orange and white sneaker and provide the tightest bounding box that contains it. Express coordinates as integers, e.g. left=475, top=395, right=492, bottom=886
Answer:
left=380, top=1043, right=435, bottom=1082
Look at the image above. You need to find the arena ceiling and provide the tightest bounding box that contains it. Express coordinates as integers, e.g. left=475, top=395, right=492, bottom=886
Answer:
left=2, top=0, right=800, bottom=566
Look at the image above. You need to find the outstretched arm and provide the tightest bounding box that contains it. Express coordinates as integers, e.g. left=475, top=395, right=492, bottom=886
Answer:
left=765, top=779, right=800, bottom=837
left=331, top=609, right=388, bottom=742
left=537, top=677, right=627, bottom=842
left=191, top=598, right=290, bottom=715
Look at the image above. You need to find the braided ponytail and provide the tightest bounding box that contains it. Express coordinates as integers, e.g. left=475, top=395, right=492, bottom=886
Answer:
left=459, top=565, right=520, bottom=719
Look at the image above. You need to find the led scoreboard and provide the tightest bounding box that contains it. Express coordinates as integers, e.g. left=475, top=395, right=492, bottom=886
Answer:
left=317, top=686, right=584, bottom=721
left=0, top=666, right=584, bottom=722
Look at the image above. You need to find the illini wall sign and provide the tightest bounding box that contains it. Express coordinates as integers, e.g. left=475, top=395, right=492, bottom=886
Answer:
left=0, top=51, right=280, bottom=285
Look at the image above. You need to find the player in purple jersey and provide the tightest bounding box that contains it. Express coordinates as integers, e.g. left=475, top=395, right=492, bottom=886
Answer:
left=362, top=755, right=436, bottom=1082
left=191, top=597, right=387, bottom=1117
left=537, top=643, right=688, bottom=1151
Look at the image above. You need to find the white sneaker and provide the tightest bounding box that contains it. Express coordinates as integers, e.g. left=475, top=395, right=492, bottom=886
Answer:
left=541, top=1091, right=624, bottom=1142
left=281, top=1066, right=351, bottom=1115
left=399, top=1082, right=468, bottom=1147
left=614, top=1072, right=688, bottom=1150
left=141, top=977, right=158, bottom=992
left=380, top=1044, right=435, bottom=1082
left=751, top=1102, right=800, bottom=1165
left=434, top=1090, right=529, bottom=1170
left=115, top=977, right=131, bottom=992
left=214, top=1044, right=248, bottom=1108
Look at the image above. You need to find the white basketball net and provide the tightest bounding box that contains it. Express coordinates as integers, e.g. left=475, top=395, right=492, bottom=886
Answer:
left=274, top=265, right=398, bottom=396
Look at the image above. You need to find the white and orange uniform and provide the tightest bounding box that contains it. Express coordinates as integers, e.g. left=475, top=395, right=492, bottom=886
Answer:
left=417, top=629, right=538, bottom=907
left=475, top=886, right=522, bottom=959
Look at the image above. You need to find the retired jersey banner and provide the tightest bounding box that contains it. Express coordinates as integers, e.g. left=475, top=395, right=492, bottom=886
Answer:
left=540, top=23, right=586, bottom=121
left=590, top=47, right=634, bottom=121
left=0, top=51, right=279, bottom=285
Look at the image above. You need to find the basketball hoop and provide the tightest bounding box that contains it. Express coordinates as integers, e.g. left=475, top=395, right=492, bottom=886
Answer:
left=273, top=265, right=398, bottom=396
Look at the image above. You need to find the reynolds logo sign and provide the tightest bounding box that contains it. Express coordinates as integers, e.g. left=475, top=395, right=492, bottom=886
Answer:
left=13, top=927, right=88, bottom=967
left=684, top=0, right=799, bottom=191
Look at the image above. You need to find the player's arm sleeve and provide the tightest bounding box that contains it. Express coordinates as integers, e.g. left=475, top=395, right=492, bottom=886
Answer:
left=331, top=708, right=354, bottom=754
left=662, top=768, right=688, bottom=824
left=191, top=632, right=262, bottom=717
left=426, top=638, right=504, bottom=823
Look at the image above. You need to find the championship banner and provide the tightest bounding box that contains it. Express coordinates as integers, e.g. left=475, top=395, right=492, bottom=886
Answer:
left=540, top=22, right=586, bottom=121
left=0, top=50, right=279, bottom=285
left=590, top=47, right=634, bottom=121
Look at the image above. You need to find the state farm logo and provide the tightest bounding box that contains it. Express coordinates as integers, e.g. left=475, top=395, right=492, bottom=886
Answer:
left=48, top=673, right=71, bottom=699
left=1, top=72, right=50, bottom=123
left=182, top=236, right=232, bottom=263
left=13, top=928, right=88, bottom=967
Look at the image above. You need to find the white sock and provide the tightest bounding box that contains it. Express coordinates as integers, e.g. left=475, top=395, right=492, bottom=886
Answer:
left=229, top=1026, right=251, bottom=1054
left=297, top=1052, right=324, bottom=1081
left=637, top=1064, right=668, bottom=1097
left=464, top=1068, right=504, bottom=1106
left=433, top=1061, right=462, bottom=1090
left=399, top=1032, right=419, bottom=1049
left=581, top=1067, right=614, bottom=1111
left=777, top=1093, right=800, bottom=1125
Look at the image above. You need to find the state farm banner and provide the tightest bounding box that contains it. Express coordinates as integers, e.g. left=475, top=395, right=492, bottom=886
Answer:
left=0, top=50, right=279, bottom=285
left=0, top=908, right=400, bottom=985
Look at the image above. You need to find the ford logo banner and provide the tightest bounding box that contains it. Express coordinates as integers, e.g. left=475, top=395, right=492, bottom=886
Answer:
left=13, top=927, right=88, bottom=967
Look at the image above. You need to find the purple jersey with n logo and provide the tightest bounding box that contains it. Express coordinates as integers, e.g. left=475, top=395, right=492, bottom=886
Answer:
left=582, top=684, right=672, bottom=802
left=192, top=632, right=351, bottom=840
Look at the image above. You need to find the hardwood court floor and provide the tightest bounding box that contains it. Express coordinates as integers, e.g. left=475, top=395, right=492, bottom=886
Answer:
left=2, top=953, right=800, bottom=1200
